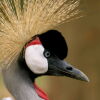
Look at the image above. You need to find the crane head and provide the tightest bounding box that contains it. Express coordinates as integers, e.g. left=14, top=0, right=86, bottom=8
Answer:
left=24, top=30, right=89, bottom=82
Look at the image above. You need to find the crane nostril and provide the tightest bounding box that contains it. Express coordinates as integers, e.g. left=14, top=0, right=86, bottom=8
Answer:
left=66, top=67, right=73, bottom=71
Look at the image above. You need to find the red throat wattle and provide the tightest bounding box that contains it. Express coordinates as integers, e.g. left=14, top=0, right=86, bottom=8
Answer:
left=34, top=83, right=49, bottom=100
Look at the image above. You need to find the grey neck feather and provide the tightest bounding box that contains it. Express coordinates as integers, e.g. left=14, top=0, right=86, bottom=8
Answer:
left=2, top=61, right=44, bottom=100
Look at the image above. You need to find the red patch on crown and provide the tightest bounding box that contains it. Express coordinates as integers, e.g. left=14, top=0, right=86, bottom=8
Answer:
left=25, top=37, right=42, bottom=48
left=34, top=83, right=49, bottom=100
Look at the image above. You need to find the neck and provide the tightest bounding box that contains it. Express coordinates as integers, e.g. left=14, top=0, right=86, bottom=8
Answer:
left=2, top=61, right=44, bottom=100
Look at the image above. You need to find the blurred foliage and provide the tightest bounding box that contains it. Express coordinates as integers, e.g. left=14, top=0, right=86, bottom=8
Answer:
left=0, top=0, right=100, bottom=100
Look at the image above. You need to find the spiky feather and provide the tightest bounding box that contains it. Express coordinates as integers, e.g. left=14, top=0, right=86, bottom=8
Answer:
left=0, top=0, right=81, bottom=70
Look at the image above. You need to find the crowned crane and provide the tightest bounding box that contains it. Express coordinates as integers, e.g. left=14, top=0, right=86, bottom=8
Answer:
left=0, top=0, right=89, bottom=100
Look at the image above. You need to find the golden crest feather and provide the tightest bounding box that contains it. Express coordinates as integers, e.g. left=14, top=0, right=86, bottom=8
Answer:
left=0, top=0, right=81, bottom=70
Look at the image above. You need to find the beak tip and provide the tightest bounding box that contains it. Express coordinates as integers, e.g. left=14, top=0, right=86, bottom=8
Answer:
left=83, top=76, right=90, bottom=82
left=74, top=68, right=90, bottom=82
left=84, top=76, right=90, bottom=82
left=79, top=72, right=90, bottom=82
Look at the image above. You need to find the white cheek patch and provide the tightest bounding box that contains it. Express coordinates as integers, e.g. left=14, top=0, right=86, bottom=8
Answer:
left=25, top=45, right=48, bottom=74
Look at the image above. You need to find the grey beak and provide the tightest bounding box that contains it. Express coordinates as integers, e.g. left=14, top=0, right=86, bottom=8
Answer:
left=62, top=62, right=89, bottom=82
left=47, top=58, right=89, bottom=82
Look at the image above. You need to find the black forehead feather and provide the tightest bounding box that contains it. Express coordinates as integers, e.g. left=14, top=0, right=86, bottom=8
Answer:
left=38, top=30, right=68, bottom=59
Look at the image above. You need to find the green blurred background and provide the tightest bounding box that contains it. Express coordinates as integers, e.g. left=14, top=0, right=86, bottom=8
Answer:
left=0, top=0, right=100, bottom=100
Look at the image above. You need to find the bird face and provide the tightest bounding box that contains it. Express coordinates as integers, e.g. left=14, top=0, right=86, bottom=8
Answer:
left=24, top=30, right=89, bottom=82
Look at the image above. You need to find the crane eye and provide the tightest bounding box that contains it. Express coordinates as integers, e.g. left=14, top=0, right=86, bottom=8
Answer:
left=44, top=50, right=51, bottom=58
